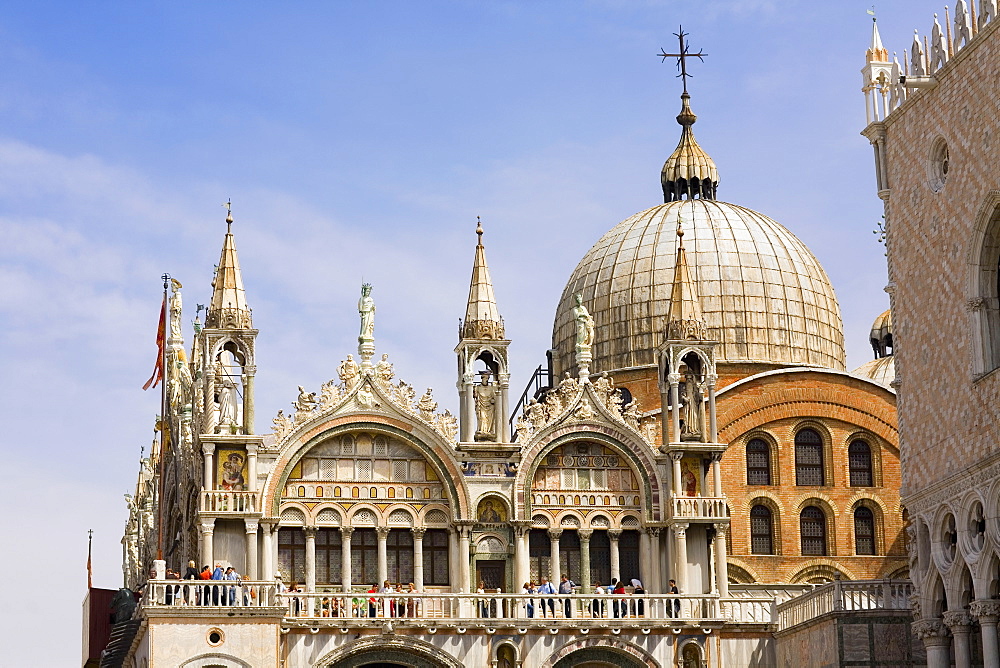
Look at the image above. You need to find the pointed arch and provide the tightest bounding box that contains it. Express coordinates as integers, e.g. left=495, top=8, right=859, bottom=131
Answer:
left=966, top=190, right=1000, bottom=375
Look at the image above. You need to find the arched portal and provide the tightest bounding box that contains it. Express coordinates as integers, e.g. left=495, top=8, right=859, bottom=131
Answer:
left=317, top=637, right=464, bottom=668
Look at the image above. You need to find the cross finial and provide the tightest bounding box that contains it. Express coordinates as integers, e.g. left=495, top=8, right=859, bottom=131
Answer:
left=657, top=26, right=707, bottom=95
left=223, top=199, right=233, bottom=230
left=476, top=215, right=483, bottom=244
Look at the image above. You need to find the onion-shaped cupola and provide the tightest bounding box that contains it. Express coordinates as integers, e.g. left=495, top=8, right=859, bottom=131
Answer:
left=661, top=93, right=719, bottom=202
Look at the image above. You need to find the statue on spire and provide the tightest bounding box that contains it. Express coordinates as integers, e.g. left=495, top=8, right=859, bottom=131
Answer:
left=574, top=293, right=595, bottom=381
left=358, top=283, right=376, bottom=369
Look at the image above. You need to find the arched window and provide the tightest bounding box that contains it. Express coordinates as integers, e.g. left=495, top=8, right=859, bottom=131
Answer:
left=795, top=429, right=824, bottom=486
left=800, top=506, right=827, bottom=556
left=746, top=439, right=771, bottom=485
left=854, top=506, right=876, bottom=555
left=849, top=440, right=873, bottom=487
left=750, top=504, right=774, bottom=555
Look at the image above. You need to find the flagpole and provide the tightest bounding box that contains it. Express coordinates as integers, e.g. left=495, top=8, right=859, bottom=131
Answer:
left=156, top=273, right=170, bottom=562
left=87, top=529, right=93, bottom=589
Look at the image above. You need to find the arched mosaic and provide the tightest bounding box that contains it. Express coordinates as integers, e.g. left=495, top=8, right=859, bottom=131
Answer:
left=531, top=441, right=641, bottom=512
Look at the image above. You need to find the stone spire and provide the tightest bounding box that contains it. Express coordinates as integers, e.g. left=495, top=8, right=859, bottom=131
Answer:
left=661, top=93, right=719, bottom=202
left=461, top=217, right=504, bottom=340
left=206, top=204, right=252, bottom=329
left=866, top=17, right=889, bottom=62
left=666, top=211, right=708, bottom=341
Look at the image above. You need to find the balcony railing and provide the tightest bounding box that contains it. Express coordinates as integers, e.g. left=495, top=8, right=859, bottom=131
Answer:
left=775, top=579, right=913, bottom=631
left=671, top=495, right=729, bottom=521
left=199, top=490, right=258, bottom=514
left=142, top=584, right=723, bottom=624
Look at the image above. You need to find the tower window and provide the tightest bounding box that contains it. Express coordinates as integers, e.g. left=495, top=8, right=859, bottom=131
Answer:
left=746, top=439, right=771, bottom=485
left=854, top=506, right=876, bottom=555
left=848, top=440, right=874, bottom=487
left=800, top=506, right=827, bottom=556
left=750, top=504, right=774, bottom=555
left=795, top=429, right=824, bottom=486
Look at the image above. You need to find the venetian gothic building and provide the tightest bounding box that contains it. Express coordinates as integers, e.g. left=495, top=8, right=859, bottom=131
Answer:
left=102, top=55, right=909, bottom=668
left=861, top=4, right=1000, bottom=667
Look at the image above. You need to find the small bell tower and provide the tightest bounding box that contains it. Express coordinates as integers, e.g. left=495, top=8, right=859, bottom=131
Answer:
left=455, top=218, right=511, bottom=444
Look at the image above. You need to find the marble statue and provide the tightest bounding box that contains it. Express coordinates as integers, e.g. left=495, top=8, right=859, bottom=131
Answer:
left=591, top=372, right=611, bottom=396
left=525, top=398, right=546, bottom=429
left=608, top=388, right=624, bottom=414
left=338, top=355, right=360, bottom=388
left=680, top=374, right=702, bottom=438
left=320, top=379, right=341, bottom=408
left=574, top=398, right=595, bottom=421
left=438, top=410, right=459, bottom=442
left=216, top=373, right=239, bottom=434
left=358, top=283, right=376, bottom=342
left=272, top=409, right=292, bottom=439
left=930, top=14, right=947, bottom=72
left=375, top=353, right=394, bottom=385
left=168, top=279, right=183, bottom=341
left=294, top=385, right=318, bottom=413
left=623, top=400, right=641, bottom=430
left=356, top=385, right=377, bottom=409
left=417, top=388, right=438, bottom=421
left=514, top=413, right=531, bottom=436
left=558, top=372, right=580, bottom=398
left=911, top=30, right=926, bottom=76
left=573, top=294, right=595, bottom=353
left=473, top=372, right=497, bottom=440
left=395, top=380, right=416, bottom=410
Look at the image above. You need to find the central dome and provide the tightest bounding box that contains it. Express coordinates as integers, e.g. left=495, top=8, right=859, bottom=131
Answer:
left=552, top=199, right=846, bottom=375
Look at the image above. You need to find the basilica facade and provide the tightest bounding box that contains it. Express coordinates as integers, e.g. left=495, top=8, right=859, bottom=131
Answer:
left=111, top=55, right=907, bottom=668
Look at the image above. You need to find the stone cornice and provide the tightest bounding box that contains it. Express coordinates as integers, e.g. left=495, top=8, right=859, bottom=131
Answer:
left=903, top=450, right=1000, bottom=515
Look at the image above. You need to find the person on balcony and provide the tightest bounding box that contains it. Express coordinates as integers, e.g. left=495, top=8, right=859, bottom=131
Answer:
left=631, top=579, right=645, bottom=617
left=224, top=566, right=242, bottom=605
left=537, top=577, right=556, bottom=617
left=591, top=581, right=605, bottom=618
left=199, top=565, right=211, bottom=606
left=476, top=580, right=488, bottom=617
left=184, top=560, right=200, bottom=605
left=559, top=575, right=576, bottom=618
left=611, top=578, right=626, bottom=617
left=211, top=563, right=224, bottom=605
left=667, top=579, right=681, bottom=618
left=521, top=582, right=535, bottom=618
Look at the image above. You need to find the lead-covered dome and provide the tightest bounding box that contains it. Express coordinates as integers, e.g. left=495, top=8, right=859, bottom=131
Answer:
left=552, top=200, right=846, bottom=374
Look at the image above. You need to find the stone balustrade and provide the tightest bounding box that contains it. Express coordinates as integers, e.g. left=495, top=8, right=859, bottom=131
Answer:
left=199, top=489, right=258, bottom=514
left=143, top=579, right=280, bottom=608
left=775, top=579, right=912, bottom=631
left=671, top=495, right=729, bottom=521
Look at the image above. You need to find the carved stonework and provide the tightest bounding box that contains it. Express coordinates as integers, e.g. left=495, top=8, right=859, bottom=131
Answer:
left=461, top=318, right=505, bottom=340
left=971, top=599, right=1000, bottom=622
left=667, top=317, right=709, bottom=341
left=205, top=306, right=253, bottom=329
left=943, top=610, right=974, bottom=630
left=911, top=619, right=949, bottom=644
left=967, top=297, right=985, bottom=311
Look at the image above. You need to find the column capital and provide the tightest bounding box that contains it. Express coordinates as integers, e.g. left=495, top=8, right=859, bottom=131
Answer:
left=709, top=452, right=724, bottom=463
left=246, top=443, right=258, bottom=455
left=912, top=619, right=950, bottom=645
left=577, top=529, right=593, bottom=541
left=971, top=599, right=1000, bottom=622
left=244, top=520, right=259, bottom=533
left=244, top=365, right=257, bottom=375
left=200, top=520, right=215, bottom=534
left=547, top=528, right=564, bottom=540
left=943, top=609, right=975, bottom=631
left=607, top=529, right=622, bottom=541
left=303, top=526, right=318, bottom=538
left=667, top=373, right=681, bottom=386
left=713, top=523, right=728, bottom=539
left=339, top=526, right=355, bottom=538
left=672, top=522, right=689, bottom=538
left=202, top=442, right=216, bottom=455
left=411, top=527, right=427, bottom=540
left=376, top=526, right=392, bottom=539
left=644, top=527, right=661, bottom=538
left=670, top=451, right=685, bottom=462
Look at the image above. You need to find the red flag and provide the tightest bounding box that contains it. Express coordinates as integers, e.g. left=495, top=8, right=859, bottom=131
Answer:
left=143, top=294, right=166, bottom=390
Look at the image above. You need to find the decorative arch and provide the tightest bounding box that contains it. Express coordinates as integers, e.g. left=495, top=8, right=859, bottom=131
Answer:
left=742, top=430, right=779, bottom=486
left=475, top=494, right=510, bottom=524
left=493, top=639, right=520, bottom=668
left=516, top=426, right=662, bottom=522
left=789, top=560, right=857, bottom=584
left=263, top=419, right=469, bottom=519
left=315, top=636, right=464, bottom=668
left=541, top=637, right=659, bottom=668
left=179, top=654, right=252, bottom=668
left=930, top=504, right=960, bottom=575
left=965, top=189, right=1000, bottom=375
left=726, top=558, right=761, bottom=584
left=793, top=421, right=833, bottom=487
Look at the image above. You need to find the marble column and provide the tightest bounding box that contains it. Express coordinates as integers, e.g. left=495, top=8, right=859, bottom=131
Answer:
left=713, top=523, right=729, bottom=597
left=668, top=374, right=681, bottom=443
left=913, top=619, right=952, bottom=668
left=261, top=522, right=274, bottom=580
left=671, top=452, right=684, bottom=496
left=608, top=530, right=621, bottom=584
left=340, top=527, right=354, bottom=593
left=673, top=523, right=689, bottom=593
left=448, top=528, right=460, bottom=590
left=246, top=443, right=258, bottom=493
left=513, top=524, right=530, bottom=589
left=645, top=527, right=661, bottom=593
left=412, top=528, right=426, bottom=591
left=548, top=528, right=563, bottom=586
left=244, top=520, right=259, bottom=579
left=639, top=530, right=650, bottom=585
left=457, top=526, right=472, bottom=592
left=243, top=365, right=256, bottom=435
left=202, top=443, right=216, bottom=491
left=376, top=527, right=390, bottom=586
left=706, top=375, right=718, bottom=443
left=460, top=374, right=475, bottom=443
left=304, top=527, right=317, bottom=593
left=200, top=520, right=215, bottom=568
left=710, top=452, right=723, bottom=498
left=578, top=529, right=593, bottom=594
left=971, top=599, right=1000, bottom=668
left=944, top=610, right=974, bottom=668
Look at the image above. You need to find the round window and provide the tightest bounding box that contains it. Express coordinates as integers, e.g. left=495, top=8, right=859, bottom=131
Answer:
left=929, top=137, right=949, bottom=191
left=207, top=628, right=225, bottom=646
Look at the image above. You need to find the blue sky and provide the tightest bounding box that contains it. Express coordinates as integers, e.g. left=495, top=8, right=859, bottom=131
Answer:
left=0, top=1, right=949, bottom=663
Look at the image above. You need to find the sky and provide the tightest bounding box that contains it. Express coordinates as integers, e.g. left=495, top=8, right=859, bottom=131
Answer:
left=0, top=1, right=953, bottom=664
